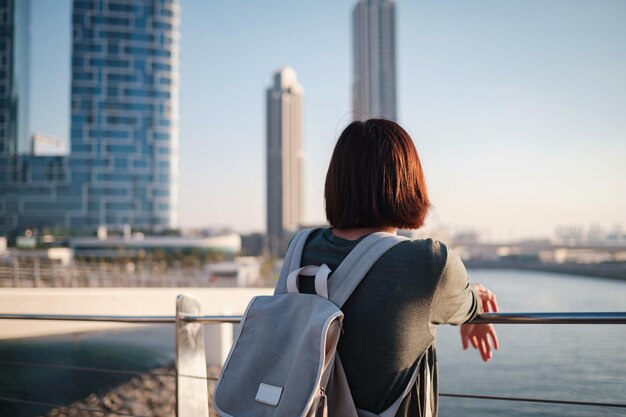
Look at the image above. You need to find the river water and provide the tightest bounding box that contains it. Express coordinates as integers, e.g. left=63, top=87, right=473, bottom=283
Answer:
left=0, top=270, right=625, bottom=417
left=436, top=270, right=626, bottom=417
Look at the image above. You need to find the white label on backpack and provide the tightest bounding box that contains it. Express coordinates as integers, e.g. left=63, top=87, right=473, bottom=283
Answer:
left=255, top=383, right=283, bottom=406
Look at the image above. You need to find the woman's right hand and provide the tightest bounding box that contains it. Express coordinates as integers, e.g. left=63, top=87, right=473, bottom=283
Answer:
left=460, top=284, right=500, bottom=362
left=460, top=322, right=499, bottom=362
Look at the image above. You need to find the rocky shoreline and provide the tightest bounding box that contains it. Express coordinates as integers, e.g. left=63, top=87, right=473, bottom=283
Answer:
left=43, top=365, right=221, bottom=417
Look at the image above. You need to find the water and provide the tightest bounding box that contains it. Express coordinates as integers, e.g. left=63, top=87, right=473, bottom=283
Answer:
left=436, top=270, right=626, bottom=417
left=0, top=270, right=625, bottom=416
left=0, top=326, right=175, bottom=417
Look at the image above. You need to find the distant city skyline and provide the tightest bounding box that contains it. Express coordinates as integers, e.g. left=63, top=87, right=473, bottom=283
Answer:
left=352, top=0, right=397, bottom=121
left=266, top=67, right=304, bottom=256
left=16, top=0, right=626, bottom=239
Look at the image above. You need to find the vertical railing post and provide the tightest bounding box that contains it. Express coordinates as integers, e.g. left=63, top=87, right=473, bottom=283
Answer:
left=176, top=294, right=210, bottom=417
left=33, top=258, right=41, bottom=288
left=12, top=258, right=20, bottom=287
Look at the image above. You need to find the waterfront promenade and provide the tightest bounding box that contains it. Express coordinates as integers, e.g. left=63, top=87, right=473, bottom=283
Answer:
left=0, top=288, right=271, bottom=340
left=1, top=270, right=625, bottom=417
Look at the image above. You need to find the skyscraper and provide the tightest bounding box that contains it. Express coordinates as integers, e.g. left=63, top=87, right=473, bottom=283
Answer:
left=0, top=0, right=65, bottom=235
left=67, top=0, right=180, bottom=230
left=0, top=0, right=30, bottom=157
left=352, top=0, right=397, bottom=121
left=0, top=0, right=180, bottom=235
left=266, top=67, right=304, bottom=257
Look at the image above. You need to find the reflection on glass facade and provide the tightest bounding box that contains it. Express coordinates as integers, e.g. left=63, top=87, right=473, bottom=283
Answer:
left=0, top=0, right=15, bottom=160
left=0, top=0, right=30, bottom=156
left=0, top=0, right=180, bottom=235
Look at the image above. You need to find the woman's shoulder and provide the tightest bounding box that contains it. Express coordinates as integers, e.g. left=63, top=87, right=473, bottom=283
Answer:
left=397, top=237, right=452, bottom=260
left=379, top=237, right=452, bottom=277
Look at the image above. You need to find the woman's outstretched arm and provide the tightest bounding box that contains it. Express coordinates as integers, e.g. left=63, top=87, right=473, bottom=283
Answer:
left=427, top=243, right=500, bottom=362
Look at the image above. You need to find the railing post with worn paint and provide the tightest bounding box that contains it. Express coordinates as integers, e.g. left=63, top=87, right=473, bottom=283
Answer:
left=176, top=294, right=210, bottom=417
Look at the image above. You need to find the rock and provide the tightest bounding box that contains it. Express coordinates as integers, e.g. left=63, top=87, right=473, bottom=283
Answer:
left=43, top=365, right=184, bottom=417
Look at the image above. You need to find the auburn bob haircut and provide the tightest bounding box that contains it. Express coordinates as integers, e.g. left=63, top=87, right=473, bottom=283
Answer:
left=324, top=119, right=430, bottom=229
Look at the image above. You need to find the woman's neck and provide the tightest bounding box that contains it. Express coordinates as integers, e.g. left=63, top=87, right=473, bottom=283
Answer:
left=331, top=226, right=397, bottom=241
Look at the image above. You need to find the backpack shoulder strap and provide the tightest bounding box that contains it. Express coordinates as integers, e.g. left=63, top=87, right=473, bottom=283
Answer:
left=376, top=349, right=428, bottom=417
left=328, top=232, right=409, bottom=307
left=274, top=228, right=317, bottom=294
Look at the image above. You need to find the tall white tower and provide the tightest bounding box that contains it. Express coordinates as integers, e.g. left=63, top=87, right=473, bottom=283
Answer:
left=266, top=67, right=304, bottom=257
left=352, top=0, right=397, bottom=121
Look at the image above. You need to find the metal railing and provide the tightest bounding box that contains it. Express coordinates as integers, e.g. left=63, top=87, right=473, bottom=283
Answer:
left=0, top=297, right=625, bottom=416
left=3, top=311, right=626, bottom=324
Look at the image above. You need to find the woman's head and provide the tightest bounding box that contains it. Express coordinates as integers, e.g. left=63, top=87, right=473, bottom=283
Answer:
left=325, top=119, right=430, bottom=230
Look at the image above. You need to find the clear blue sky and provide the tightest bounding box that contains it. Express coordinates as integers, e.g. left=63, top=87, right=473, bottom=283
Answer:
left=31, top=0, right=626, bottom=239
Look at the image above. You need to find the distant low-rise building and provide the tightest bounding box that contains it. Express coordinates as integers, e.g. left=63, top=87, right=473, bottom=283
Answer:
left=70, top=232, right=240, bottom=260
left=205, top=257, right=261, bottom=287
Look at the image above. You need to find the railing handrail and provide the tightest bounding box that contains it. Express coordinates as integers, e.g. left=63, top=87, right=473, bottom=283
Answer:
left=471, top=311, right=626, bottom=324
left=1, top=311, right=626, bottom=324
left=0, top=313, right=176, bottom=323
left=2, top=297, right=626, bottom=415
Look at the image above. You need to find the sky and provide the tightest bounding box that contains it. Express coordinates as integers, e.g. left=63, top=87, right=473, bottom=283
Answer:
left=30, top=0, right=626, bottom=239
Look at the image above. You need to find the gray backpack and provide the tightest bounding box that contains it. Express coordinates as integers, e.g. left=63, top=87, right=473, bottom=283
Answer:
left=214, top=228, right=424, bottom=417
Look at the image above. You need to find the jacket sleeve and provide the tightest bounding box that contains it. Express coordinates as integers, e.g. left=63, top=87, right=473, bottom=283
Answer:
left=429, top=242, right=482, bottom=326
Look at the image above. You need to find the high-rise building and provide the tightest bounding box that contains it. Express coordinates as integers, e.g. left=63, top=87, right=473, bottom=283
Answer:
left=266, top=67, right=304, bottom=257
left=67, top=0, right=180, bottom=230
left=0, top=0, right=180, bottom=236
left=352, top=0, right=397, bottom=121
left=0, top=0, right=30, bottom=157
left=0, top=0, right=65, bottom=235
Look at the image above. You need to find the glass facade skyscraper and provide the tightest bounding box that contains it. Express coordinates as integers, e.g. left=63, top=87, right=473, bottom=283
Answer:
left=0, top=0, right=30, bottom=157
left=0, top=0, right=63, bottom=235
left=67, top=0, right=180, bottom=230
left=0, top=0, right=180, bottom=235
left=352, top=0, right=397, bottom=121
